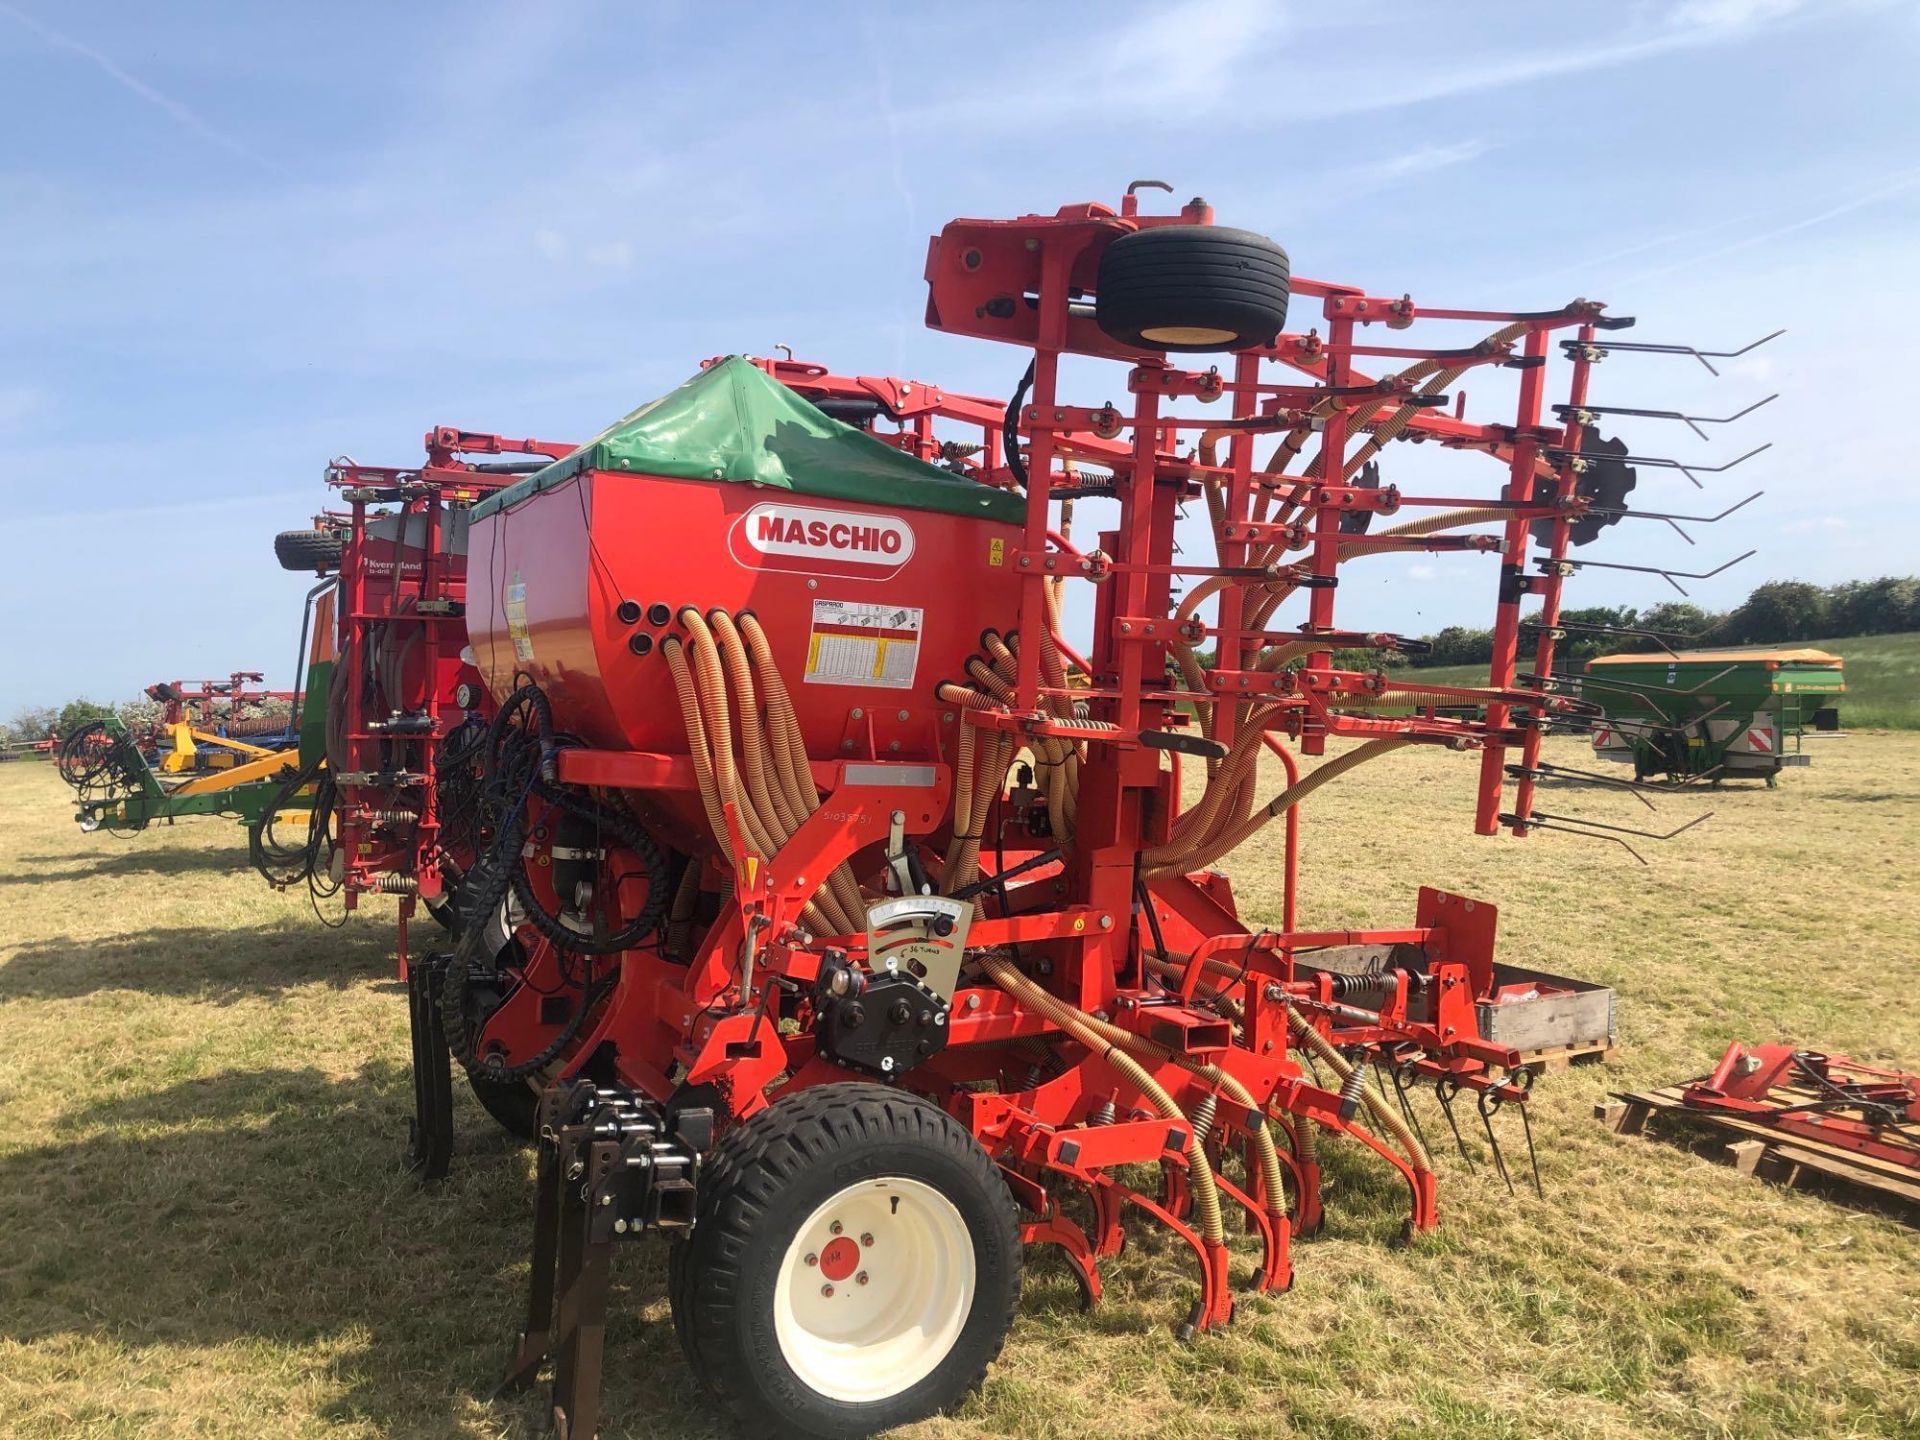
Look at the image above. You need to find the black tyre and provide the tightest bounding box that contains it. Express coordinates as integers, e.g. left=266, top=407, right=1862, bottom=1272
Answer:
left=275, top=528, right=342, bottom=572
left=466, top=1069, right=539, bottom=1142
left=1095, top=223, right=1290, bottom=353
left=671, top=1084, right=1021, bottom=1439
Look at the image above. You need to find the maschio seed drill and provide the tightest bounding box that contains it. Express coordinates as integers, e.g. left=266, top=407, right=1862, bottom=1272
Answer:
left=304, top=187, right=1772, bottom=1439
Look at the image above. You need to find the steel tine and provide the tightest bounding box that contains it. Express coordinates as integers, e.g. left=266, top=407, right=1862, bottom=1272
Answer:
left=1516, top=1100, right=1544, bottom=1199
left=1435, top=1077, right=1475, bottom=1172
left=1392, top=1064, right=1431, bottom=1156
left=1476, top=1090, right=1516, bottom=1196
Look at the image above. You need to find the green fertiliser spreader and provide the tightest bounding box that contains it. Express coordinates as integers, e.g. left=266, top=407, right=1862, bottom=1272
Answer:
left=1582, top=647, right=1845, bottom=784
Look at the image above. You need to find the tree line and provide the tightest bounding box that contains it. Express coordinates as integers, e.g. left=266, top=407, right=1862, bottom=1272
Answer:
left=1394, top=575, right=1919, bottom=670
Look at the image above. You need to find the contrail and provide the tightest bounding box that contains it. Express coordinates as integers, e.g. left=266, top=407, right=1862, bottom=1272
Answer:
left=0, top=2, right=287, bottom=175
left=1611, top=167, right=1920, bottom=287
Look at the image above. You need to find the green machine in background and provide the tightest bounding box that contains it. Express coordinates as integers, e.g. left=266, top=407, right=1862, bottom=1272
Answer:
left=61, top=667, right=330, bottom=834
left=1581, top=647, right=1846, bottom=785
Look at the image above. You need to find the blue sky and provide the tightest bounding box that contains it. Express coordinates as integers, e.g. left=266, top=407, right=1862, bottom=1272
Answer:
left=2, top=0, right=1916, bottom=713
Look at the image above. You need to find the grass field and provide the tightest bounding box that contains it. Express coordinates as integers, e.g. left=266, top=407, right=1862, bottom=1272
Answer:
left=1400, top=630, right=1920, bottom=729
left=2, top=736, right=1917, bottom=1440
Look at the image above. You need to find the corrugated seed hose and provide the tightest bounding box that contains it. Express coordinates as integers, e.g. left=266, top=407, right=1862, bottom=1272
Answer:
left=663, top=608, right=863, bottom=938
left=1144, top=737, right=1412, bottom=880
left=1285, top=1003, right=1432, bottom=1173
left=978, top=951, right=1227, bottom=1247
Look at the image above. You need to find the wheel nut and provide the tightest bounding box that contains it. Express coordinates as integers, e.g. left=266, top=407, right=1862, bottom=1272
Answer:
left=856, top=1271, right=869, bottom=1286
left=805, top=1253, right=818, bottom=1267
left=821, top=1283, right=835, bottom=1298
left=829, top=1221, right=843, bottom=1235
left=860, top=1232, right=874, bottom=1248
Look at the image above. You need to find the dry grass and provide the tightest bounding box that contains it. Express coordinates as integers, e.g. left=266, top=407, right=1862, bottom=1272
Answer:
left=1, top=734, right=1917, bottom=1439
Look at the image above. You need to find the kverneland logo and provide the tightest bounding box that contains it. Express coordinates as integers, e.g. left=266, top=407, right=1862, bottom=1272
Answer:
left=730, top=502, right=915, bottom=578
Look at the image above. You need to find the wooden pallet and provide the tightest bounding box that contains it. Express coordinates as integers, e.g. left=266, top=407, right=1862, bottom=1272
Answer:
left=1516, top=1040, right=1617, bottom=1075
left=1597, top=1087, right=1920, bottom=1215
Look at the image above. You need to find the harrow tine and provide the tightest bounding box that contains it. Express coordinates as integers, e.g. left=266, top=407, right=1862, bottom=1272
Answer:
left=1559, top=327, right=1785, bottom=376
left=1434, top=1076, right=1475, bottom=1173
left=1588, top=490, right=1764, bottom=526
left=1516, top=1098, right=1544, bottom=1199
left=1475, top=1089, right=1516, bottom=1197
left=1553, top=393, right=1778, bottom=440
left=1548, top=441, right=1770, bottom=488
left=1550, top=549, right=1757, bottom=595
left=1390, top=1062, right=1431, bottom=1156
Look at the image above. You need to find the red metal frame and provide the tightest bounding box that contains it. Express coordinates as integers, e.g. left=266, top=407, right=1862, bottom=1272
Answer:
left=1682, top=1041, right=1920, bottom=1173
left=314, top=429, right=573, bottom=972
left=307, top=188, right=1687, bottom=1332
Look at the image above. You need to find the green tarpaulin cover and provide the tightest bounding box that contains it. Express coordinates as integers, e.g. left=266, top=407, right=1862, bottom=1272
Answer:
left=471, top=356, right=1025, bottom=525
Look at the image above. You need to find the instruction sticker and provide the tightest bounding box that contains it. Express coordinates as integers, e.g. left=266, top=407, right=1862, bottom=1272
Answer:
left=804, top=599, right=923, bottom=690
left=505, top=572, right=535, bottom=663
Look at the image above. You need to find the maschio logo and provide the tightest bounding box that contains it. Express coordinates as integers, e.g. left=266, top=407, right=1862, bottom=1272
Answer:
left=728, top=502, right=916, bottom=580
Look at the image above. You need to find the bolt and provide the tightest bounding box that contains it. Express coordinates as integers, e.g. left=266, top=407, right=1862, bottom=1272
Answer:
left=614, top=1218, right=629, bottom=1234
left=860, top=1232, right=874, bottom=1247
left=965, top=993, right=981, bottom=1011
left=856, top=1271, right=870, bottom=1286
left=830, top=1221, right=843, bottom=1235
left=1263, top=1040, right=1275, bottom=1053
left=822, top=1283, right=835, bottom=1297
left=1098, top=914, right=1113, bottom=930
left=896, top=710, right=909, bottom=722
left=805, top=1252, right=819, bottom=1267
left=850, top=707, right=864, bottom=719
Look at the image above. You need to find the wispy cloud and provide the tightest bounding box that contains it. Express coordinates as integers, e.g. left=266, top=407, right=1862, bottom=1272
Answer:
left=0, top=383, right=47, bottom=433
left=1610, top=165, right=1920, bottom=286
left=1665, top=0, right=1805, bottom=30
left=0, top=2, right=287, bottom=175
left=1099, top=0, right=1284, bottom=105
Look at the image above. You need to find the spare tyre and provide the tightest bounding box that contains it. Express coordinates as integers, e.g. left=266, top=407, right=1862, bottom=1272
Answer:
left=275, top=528, right=342, bottom=572
left=1095, top=224, right=1290, bottom=353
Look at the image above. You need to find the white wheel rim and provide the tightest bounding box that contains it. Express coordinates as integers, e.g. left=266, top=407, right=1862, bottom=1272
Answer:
left=772, top=1176, right=975, bottom=1404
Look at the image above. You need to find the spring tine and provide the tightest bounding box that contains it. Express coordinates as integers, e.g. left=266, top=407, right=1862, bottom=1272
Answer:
left=1524, top=810, right=1712, bottom=844
left=1550, top=441, right=1770, bottom=476
left=1551, top=549, right=1756, bottom=596
left=1476, top=1090, right=1516, bottom=1196
left=1552, top=393, right=1778, bottom=440
left=1559, top=328, right=1785, bottom=376
left=1516, top=1099, right=1544, bottom=1198
left=1434, top=1078, right=1475, bottom=1172
left=1504, top=761, right=1659, bottom=811
left=1391, top=1064, right=1431, bottom=1156
left=1588, top=490, right=1764, bottom=526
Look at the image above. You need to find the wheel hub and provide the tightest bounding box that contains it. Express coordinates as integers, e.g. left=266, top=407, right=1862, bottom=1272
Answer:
left=773, top=1176, right=976, bottom=1404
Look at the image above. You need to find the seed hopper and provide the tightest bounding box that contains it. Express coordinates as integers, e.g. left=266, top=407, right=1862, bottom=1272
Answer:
left=279, top=187, right=1779, bottom=1438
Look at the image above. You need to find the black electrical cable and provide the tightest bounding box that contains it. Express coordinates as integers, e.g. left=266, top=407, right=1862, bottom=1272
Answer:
left=1003, top=359, right=1035, bottom=490
left=438, top=678, right=670, bottom=1082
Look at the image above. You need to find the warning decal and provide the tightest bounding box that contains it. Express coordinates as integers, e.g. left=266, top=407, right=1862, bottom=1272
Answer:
left=804, top=599, right=923, bottom=690
left=504, top=572, right=535, bottom=663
